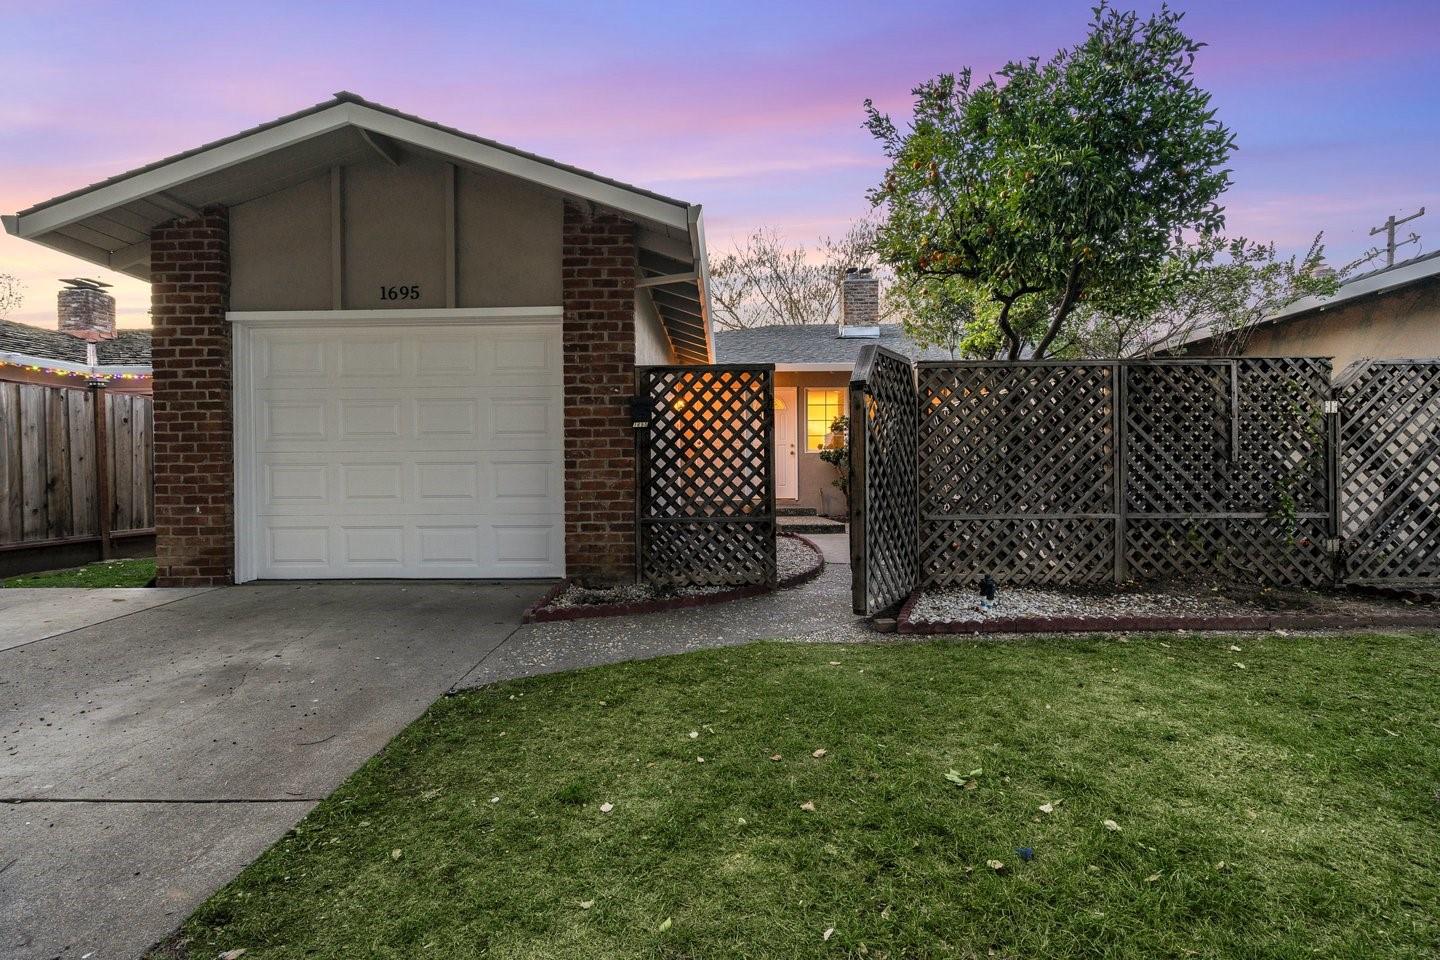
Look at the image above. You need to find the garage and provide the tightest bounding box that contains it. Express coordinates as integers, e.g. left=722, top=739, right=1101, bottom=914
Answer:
left=233, top=311, right=562, bottom=580
left=6, top=91, right=715, bottom=585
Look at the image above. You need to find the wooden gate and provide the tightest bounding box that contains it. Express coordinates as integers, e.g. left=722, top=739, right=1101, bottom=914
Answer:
left=636, top=365, right=775, bottom=589
left=1337, top=359, right=1440, bottom=586
left=850, top=346, right=918, bottom=615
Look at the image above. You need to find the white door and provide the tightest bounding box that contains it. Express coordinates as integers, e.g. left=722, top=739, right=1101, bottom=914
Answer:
left=235, top=315, right=564, bottom=580
left=775, top=387, right=798, bottom=500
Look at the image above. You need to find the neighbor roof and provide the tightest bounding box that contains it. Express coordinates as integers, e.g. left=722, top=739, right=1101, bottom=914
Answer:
left=0, top=319, right=151, bottom=370
left=1178, top=248, right=1440, bottom=351
left=4, top=92, right=712, bottom=362
left=713, top=323, right=955, bottom=367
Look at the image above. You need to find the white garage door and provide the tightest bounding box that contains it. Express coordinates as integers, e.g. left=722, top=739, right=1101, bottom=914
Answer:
left=236, top=316, right=563, bottom=580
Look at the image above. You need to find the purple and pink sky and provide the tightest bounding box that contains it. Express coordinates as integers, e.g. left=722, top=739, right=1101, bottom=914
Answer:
left=3, top=0, right=1437, bottom=329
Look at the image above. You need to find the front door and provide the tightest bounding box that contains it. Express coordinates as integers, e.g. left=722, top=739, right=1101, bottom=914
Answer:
left=775, top=387, right=798, bottom=500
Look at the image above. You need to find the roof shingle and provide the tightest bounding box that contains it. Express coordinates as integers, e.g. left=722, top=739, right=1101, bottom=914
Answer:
left=712, top=323, right=954, bottom=366
left=0, top=319, right=151, bottom=367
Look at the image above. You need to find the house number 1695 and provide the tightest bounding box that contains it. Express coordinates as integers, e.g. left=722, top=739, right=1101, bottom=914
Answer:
left=379, top=285, right=421, bottom=300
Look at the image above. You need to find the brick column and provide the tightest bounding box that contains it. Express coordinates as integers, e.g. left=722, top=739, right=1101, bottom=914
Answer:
left=562, top=200, right=638, bottom=583
left=149, top=208, right=233, bottom=586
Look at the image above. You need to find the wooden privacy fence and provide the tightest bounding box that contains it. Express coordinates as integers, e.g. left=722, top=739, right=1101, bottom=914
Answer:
left=0, top=382, right=153, bottom=553
left=636, top=364, right=776, bottom=589
left=852, top=355, right=1440, bottom=614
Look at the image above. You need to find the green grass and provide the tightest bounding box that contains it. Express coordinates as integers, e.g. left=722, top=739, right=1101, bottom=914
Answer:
left=2, top=556, right=155, bottom=588
left=171, top=633, right=1440, bottom=959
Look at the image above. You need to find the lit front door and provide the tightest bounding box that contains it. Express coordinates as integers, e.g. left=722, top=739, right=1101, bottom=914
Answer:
left=774, top=387, right=798, bottom=500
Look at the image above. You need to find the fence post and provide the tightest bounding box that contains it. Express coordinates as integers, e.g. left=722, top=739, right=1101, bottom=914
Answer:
left=89, top=379, right=112, bottom=560
left=848, top=366, right=868, bottom=614
left=1113, top=362, right=1129, bottom=584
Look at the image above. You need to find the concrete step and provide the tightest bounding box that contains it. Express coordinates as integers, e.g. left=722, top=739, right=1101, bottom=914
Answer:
left=777, top=505, right=818, bottom=517
left=780, top=516, right=847, bottom=534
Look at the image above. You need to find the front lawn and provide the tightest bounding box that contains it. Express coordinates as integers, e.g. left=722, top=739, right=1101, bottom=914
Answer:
left=167, top=633, right=1440, bottom=959
left=3, top=556, right=155, bottom=588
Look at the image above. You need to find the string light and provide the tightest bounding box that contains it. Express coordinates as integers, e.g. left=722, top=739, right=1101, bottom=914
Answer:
left=0, top=358, right=150, bottom=381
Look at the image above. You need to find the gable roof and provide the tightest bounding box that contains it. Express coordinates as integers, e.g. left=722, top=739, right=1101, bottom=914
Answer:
left=713, top=323, right=955, bottom=368
left=0, top=319, right=151, bottom=371
left=4, top=92, right=712, bottom=362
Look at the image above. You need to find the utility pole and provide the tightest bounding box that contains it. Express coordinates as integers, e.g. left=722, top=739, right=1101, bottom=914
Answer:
left=1369, top=207, right=1425, bottom=267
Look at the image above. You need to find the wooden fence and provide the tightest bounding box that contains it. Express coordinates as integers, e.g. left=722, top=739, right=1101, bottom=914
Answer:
left=636, top=364, right=776, bottom=589
left=0, top=382, right=153, bottom=555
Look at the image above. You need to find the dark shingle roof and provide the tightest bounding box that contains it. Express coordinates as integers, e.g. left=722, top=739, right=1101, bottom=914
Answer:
left=0, top=319, right=151, bottom=367
left=712, top=323, right=954, bottom=366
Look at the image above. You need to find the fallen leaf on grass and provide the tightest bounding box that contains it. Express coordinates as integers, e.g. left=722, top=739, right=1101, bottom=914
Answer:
left=770, top=754, right=783, bottom=762
left=580, top=900, right=595, bottom=910
left=1145, top=873, right=1161, bottom=883
left=1103, top=819, right=1121, bottom=832
left=219, top=951, right=247, bottom=960
left=800, top=800, right=817, bottom=812
left=823, top=927, right=836, bottom=941
left=1038, top=800, right=1062, bottom=815
left=688, top=731, right=699, bottom=739
left=599, top=802, right=614, bottom=814
left=1228, top=644, right=1242, bottom=652
left=390, top=849, right=402, bottom=860
left=658, top=918, right=672, bottom=933
left=986, top=859, right=1006, bottom=872
left=1233, top=662, right=1246, bottom=669
left=812, top=748, right=828, bottom=759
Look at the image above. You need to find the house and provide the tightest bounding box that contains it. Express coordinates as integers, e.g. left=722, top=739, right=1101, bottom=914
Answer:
left=4, top=92, right=711, bottom=587
left=713, top=269, right=951, bottom=516
left=0, top=279, right=151, bottom=394
left=1177, top=249, right=1440, bottom=372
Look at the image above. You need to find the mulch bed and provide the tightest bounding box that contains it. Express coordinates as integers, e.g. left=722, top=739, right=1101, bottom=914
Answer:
left=898, top=580, right=1440, bottom=635
left=522, top=534, right=825, bottom=623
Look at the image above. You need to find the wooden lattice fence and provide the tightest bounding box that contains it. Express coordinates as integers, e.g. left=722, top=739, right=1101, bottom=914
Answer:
left=855, top=357, right=1346, bottom=600
left=916, top=361, right=1120, bottom=588
left=1122, top=359, right=1333, bottom=586
left=850, top=346, right=918, bottom=616
left=1337, top=359, right=1440, bottom=586
left=636, top=365, right=775, bottom=589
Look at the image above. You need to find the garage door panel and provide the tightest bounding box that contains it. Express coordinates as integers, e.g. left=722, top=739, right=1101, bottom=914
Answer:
left=243, top=319, right=564, bottom=579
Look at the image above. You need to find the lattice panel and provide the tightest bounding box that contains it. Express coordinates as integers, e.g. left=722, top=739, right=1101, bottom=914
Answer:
left=642, top=521, right=776, bottom=589
left=923, top=519, right=1116, bottom=588
left=638, top=365, right=775, bottom=589
left=1339, top=360, right=1440, bottom=584
left=1127, top=518, right=1332, bottom=586
left=918, top=364, right=1117, bottom=517
left=851, top=347, right=919, bottom=615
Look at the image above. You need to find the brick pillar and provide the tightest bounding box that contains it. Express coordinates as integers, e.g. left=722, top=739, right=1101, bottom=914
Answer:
left=149, top=208, right=233, bottom=587
left=562, top=200, right=638, bottom=583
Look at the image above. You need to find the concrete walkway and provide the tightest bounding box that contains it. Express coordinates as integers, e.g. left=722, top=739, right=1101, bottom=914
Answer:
left=0, top=587, right=212, bottom=653
left=456, top=532, right=871, bottom=689
left=1, top=581, right=542, bottom=960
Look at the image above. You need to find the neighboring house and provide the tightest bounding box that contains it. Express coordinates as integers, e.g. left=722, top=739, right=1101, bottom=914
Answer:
left=4, top=92, right=711, bottom=586
left=0, top=279, right=151, bottom=394
left=713, top=269, right=952, bottom=516
left=1178, top=249, right=1440, bottom=373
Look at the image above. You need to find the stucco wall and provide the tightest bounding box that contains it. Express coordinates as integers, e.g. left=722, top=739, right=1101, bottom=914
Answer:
left=229, top=174, right=332, bottom=310
left=230, top=155, right=565, bottom=313
left=634, top=291, right=675, bottom=365
left=1210, top=281, right=1440, bottom=374
left=775, top=370, right=850, bottom=516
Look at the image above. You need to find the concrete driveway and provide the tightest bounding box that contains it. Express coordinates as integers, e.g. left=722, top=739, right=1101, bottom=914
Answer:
left=0, top=581, right=542, bottom=960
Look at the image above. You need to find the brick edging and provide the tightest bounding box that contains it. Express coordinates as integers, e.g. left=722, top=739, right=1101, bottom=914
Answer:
left=522, top=533, right=824, bottom=623
left=895, top=592, right=1440, bottom=635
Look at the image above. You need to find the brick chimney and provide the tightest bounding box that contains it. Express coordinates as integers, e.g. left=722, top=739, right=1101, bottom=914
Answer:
left=58, top=278, right=116, bottom=341
left=838, top=267, right=880, bottom=337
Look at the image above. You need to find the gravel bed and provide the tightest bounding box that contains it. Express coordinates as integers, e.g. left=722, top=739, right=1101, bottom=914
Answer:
left=540, top=536, right=822, bottom=612
left=778, top=534, right=823, bottom=581
left=911, top=586, right=1224, bottom=623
